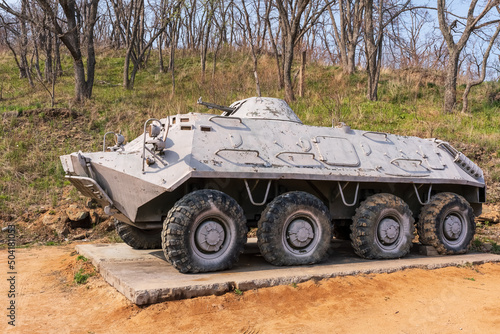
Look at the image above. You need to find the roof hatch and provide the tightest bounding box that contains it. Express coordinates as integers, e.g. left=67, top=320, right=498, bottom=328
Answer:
left=229, top=97, right=302, bottom=123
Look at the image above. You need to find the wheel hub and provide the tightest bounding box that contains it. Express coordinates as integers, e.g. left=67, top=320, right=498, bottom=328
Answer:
left=287, top=219, right=314, bottom=248
left=378, top=218, right=400, bottom=245
left=444, top=215, right=463, bottom=240
left=195, top=220, right=225, bottom=253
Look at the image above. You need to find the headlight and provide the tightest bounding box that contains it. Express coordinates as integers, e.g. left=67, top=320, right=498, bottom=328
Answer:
left=149, top=123, right=161, bottom=138
left=115, top=133, right=125, bottom=146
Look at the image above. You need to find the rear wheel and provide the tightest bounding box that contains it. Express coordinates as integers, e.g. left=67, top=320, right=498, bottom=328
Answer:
left=257, top=191, right=332, bottom=266
left=162, top=190, right=247, bottom=273
left=417, top=192, right=475, bottom=255
left=351, top=193, right=414, bottom=259
left=115, top=220, right=162, bottom=249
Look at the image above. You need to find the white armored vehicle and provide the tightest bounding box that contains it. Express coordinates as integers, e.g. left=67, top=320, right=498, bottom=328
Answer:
left=60, top=97, right=485, bottom=273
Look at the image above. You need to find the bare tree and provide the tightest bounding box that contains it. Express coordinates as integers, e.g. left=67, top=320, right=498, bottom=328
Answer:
left=1, top=0, right=101, bottom=102
left=183, top=0, right=198, bottom=49
left=274, top=0, right=332, bottom=102
left=19, top=0, right=31, bottom=82
left=264, top=0, right=284, bottom=88
left=328, top=0, right=364, bottom=75
left=437, top=0, right=500, bottom=113
left=200, top=0, right=216, bottom=81
left=238, top=0, right=262, bottom=96
left=0, top=11, right=33, bottom=86
left=104, top=0, right=122, bottom=49
left=110, top=0, right=146, bottom=89
left=461, top=22, right=500, bottom=113
left=40, top=0, right=97, bottom=101
left=1, top=1, right=35, bottom=85
left=210, top=0, right=230, bottom=79
left=364, top=0, right=411, bottom=101
left=28, top=4, right=47, bottom=82
left=170, top=2, right=182, bottom=95
left=111, top=0, right=179, bottom=90
left=158, top=0, right=169, bottom=74
left=386, top=8, right=434, bottom=69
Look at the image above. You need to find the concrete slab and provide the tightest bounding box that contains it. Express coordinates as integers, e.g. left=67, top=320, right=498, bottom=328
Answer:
left=76, top=240, right=500, bottom=305
left=419, top=245, right=441, bottom=256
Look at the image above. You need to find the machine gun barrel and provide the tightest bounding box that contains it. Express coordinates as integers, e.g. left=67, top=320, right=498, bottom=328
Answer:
left=197, top=97, right=235, bottom=114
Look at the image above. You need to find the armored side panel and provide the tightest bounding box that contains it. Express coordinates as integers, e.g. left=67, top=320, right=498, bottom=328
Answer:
left=61, top=97, right=485, bottom=226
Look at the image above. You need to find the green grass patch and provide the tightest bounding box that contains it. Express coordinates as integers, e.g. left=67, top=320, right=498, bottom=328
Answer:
left=77, top=255, right=88, bottom=262
left=74, top=268, right=91, bottom=284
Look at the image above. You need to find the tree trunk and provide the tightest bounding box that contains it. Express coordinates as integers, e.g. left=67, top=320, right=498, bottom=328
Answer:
left=328, top=2, right=349, bottom=73
left=200, top=39, right=208, bottom=82
left=170, top=24, right=177, bottom=96
left=85, top=2, right=98, bottom=99
left=280, top=19, right=287, bottom=93
left=365, top=0, right=377, bottom=101
left=283, top=34, right=295, bottom=102
left=212, top=39, right=222, bottom=79
left=264, top=1, right=283, bottom=89
left=251, top=47, right=261, bottom=97
left=171, top=48, right=175, bottom=96
left=299, top=50, right=306, bottom=97
left=55, top=37, right=63, bottom=76
left=74, top=58, right=89, bottom=102
left=32, top=34, right=43, bottom=81
left=159, top=33, right=164, bottom=73
left=212, top=51, right=217, bottom=79
left=339, top=45, right=349, bottom=74
left=50, top=63, right=57, bottom=107
left=443, top=52, right=459, bottom=113
left=19, top=0, right=33, bottom=86
left=44, top=30, right=53, bottom=82
left=123, top=50, right=132, bottom=89
left=347, top=42, right=357, bottom=74
left=200, top=5, right=213, bottom=83
left=268, top=20, right=283, bottom=89
left=461, top=84, right=472, bottom=113
left=129, top=63, right=140, bottom=89
left=364, top=0, right=386, bottom=101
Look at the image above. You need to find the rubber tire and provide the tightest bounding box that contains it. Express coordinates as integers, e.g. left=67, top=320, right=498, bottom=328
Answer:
left=115, top=220, right=162, bottom=249
left=417, top=192, right=475, bottom=255
left=257, top=191, right=332, bottom=266
left=162, top=190, right=247, bottom=273
left=351, top=193, right=415, bottom=259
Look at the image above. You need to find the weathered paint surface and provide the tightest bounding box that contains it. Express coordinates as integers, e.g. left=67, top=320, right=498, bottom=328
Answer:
left=61, top=97, right=485, bottom=224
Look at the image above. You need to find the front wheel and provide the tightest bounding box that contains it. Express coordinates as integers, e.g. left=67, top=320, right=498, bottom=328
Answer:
left=417, top=192, right=475, bottom=255
left=351, top=193, right=415, bottom=259
left=162, top=190, right=247, bottom=273
left=257, top=191, right=332, bottom=266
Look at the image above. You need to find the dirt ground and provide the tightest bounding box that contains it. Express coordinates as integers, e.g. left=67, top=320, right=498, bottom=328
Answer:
left=1, top=245, right=500, bottom=334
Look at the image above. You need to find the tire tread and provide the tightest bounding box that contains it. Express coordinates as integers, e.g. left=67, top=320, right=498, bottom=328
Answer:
left=350, top=193, right=414, bottom=259
left=162, top=190, right=247, bottom=273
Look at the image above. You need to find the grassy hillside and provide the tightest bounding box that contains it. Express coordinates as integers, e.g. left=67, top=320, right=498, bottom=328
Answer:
left=1, top=48, right=500, bottom=219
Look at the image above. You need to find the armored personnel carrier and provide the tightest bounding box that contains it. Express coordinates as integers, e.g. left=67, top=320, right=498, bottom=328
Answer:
left=60, top=97, right=485, bottom=273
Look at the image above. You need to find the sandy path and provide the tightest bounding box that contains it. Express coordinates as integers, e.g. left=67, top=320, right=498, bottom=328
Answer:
left=1, top=245, right=500, bottom=334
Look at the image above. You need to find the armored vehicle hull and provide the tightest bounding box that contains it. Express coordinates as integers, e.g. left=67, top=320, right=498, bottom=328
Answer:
left=61, top=97, right=485, bottom=273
